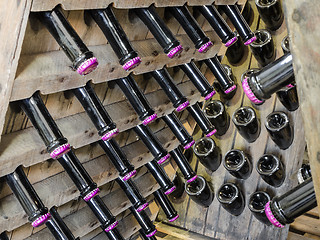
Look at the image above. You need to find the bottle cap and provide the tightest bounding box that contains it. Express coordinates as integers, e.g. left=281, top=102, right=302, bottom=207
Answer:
left=242, top=77, right=264, bottom=104
left=187, top=175, right=198, bottom=183
left=104, top=221, right=119, bottom=232
left=32, top=212, right=51, bottom=227
left=122, top=170, right=137, bottom=181
left=224, top=85, right=237, bottom=94
left=122, top=57, right=142, bottom=71
left=245, top=35, right=257, bottom=46
left=137, top=202, right=149, bottom=212
left=142, top=114, right=157, bottom=126
left=176, top=101, right=190, bottom=112
left=146, top=229, right=157, bottom=238
left=101, top=128, right=119, bottom=141
left=204, top=90, right=216, bottom=100
left=165, top=185, right=176, bottom=195
left=77, top=57, right=98, bottom=75
left=206, top=129, right=217, bottom=137
left=169, top=214, right=179, bottom=222
left=184, top=140, right=195, bottom=150
left=225, top=35, right=238, bottom=47
left=265, top=201, right=285, bottom=228
left=157, top=153, right=171, bottom=165
left=198, top=41, right=213, bottom=53
left=50, top=143, right=71, bottom=159
left=83, top=188, right=100, bottom=202
left=167, top=45, right=183, bottom=58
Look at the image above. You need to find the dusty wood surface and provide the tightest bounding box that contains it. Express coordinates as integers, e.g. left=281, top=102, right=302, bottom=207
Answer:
left=0, top=0, right=32, bottom=142
left=158, top=2, right=306, bottom=239
left=30, top=1, right=239, bottom=12
left=282, top=0, right=320, bottom=212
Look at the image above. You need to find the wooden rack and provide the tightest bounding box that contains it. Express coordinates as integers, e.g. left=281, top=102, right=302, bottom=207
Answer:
left=0, top=0, right=247, bottom=239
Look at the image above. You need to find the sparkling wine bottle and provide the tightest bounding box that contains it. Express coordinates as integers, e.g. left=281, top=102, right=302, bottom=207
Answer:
left=130, top=207, right=157, bottom=238
left=179, top=61, right=216, bottom=100
left=220, top=5, right=257, bottom=45
left=134, top=124, right=170, bottom=165
left=134, top=5, right=183, bottom=58
left=205, top=56, right=237, bottom=96
left=162, top=112, right=195, bottom=149
left=89, top=7, right=141, bottom=71
left=37, top=6, right=98, bottom=75
left=265, top=178, right=317, bottom=228
left=242, top=53, right=294, bottom=104
left=116, top=75, right=157, bottom=125
left=150, top=68, right=189, bottom=112
left=169, top=6, right=213, bottom=52
left=20, top=92, right=120, bottom=234
left=197, top=5, right=237, bottom=47
left=153, top=189, right=179, bottom=222
left=145, top=160, right=176, bottom=195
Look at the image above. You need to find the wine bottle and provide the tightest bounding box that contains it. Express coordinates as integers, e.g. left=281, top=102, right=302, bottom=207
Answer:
left=150, top=68, right=189, bottom=112
left=116, top=75, right=157, bottom=125
left=72, top=82, right=118, bottom=141
left=0, top=232, right=8, bottom=240
left=179, top=62, right=216, bottom=100
left=46, top=207, right=79, bottom=240
left=217, top=182, right=245, bottom=216
left=255, top=0, right=284, bottom=31
left=232, top=106, right=260, bottom=143
left=265, top=111, right=294, bottom=150
left=250, top=29, right=275, bottom=67
left=134, top=5, right=183, bottom=58
left=185, top=175, right=214, bottom=207
left=6, top=166, right=51, bottom=228
left=220, top=5, right=256, bottom=45
left=115, top=177, right=149, bottom=212
left=134, top=124, right=170, bottom=165
left=248, top=191, right=271, bottom=225
left=130, top=207, right=157, bottom=237
left=223, top=149, right=252, bottom=180
left=153, top=189, right=179, bottom=222
left=194, top=137, right=221, bottom=172
left=187, top=102, right=217, bottom=137
left=99, top=139, right=136, bottom=180
left=170, top=147, right=197, bottom=182
left=242, top=53, right=294, bottom=104
left=297, top=164, right=312, bottom=184
left=37, top=6, right=98, bottom=75
left=89, top=7, right=141, bottom=71
left=205, top=56, right=237, bottom=96
left=145, top=160, right=176, bottom=195
left=197, top=5, right=237, bottom=47
left=162, top=112, right=195, bottom=150
left=169, top=6, right=213, bottom=53
left=20, top=92, right=119, bottom=234
left=265, top=178, right=317, bottom=228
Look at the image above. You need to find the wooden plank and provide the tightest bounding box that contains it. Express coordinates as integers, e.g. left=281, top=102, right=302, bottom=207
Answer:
left=288, top=232, right=319, bottom=240
left=0, top=80, right=198, bottom=178
left=30, top=1, right=239, bottom=12
left=0, top=0, right=32, bottom=139
left=12, top=31, right=222, bottom=101
left=0, top=127, right=178, bottom=232
left=282, top=0, right=320, bottom=212
left=155, top=223, right=213, bottom=240
left=291, top=216, right=320, bottom=237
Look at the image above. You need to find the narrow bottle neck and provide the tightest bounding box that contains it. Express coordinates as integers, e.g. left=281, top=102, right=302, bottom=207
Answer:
left=90, top=7, right=138, bottom=64
left=170, top=6, right=210, bottom=49
left=198, top=5, right=235, bottom=44
left=20, top=92, right=68, bottom=153
left=116, top=75, right=155, bottom=121
left=170, top=148, right=196, bottom=181
left=98, top=138, right=134, bottom=177
left=151, top=68, right=187, bottom=108
left=116, top=178, right=146, bottom=209
left=73, top=84, right=117, bottom=137
left=6, top=166, right=48, bottom=224
left=153, top=189, right=178, bottom=221
left=162, top=112, right=193, bottom=147
left=135, top=6, right=179, bottom=54
left=130, top=207, right=156, bottom=236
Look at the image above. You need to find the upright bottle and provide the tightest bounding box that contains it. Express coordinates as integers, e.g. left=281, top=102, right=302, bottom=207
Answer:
left=37, top=6, right=98, bottom=75
left=116, top=75, right=157, bottom=125
left=265, top=178, right=317, bottom=228
left=89, top=6, right=141, bottom=71
left=134, top=5, right=183, bottom=58
left=220, top=5, right=257, bottom=45
left=197, top=5, right=237, bottom=47
left=20, top=92, right=120, bottom=235
left=242, top=53, right=294, bottom=104
left=151, top=68, right=189, bottom=112
left=169, top=6, right=213, bottom=53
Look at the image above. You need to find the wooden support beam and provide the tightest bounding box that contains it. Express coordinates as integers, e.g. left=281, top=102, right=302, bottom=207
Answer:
left=282, top=0, right=320, bottom=211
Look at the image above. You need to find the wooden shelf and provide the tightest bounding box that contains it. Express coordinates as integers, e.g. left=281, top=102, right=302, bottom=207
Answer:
left=12, top=31, right=223, bottom=101
left=30, top=0, right=238, bottom=12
